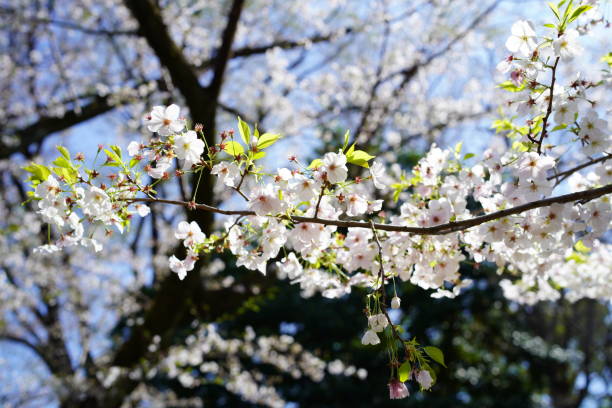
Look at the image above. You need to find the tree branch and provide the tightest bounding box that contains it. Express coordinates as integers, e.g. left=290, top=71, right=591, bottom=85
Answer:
left=206, top=0, right=246, bottom=100
left=0, top=95, right=119, bottom=159
left=125, top=183, right=612, bottom=235
left=548, top=154, right=611, bottom=184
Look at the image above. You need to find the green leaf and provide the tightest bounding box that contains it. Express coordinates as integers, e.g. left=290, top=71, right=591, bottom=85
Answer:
left=463, top=153, right=475, bottom=160
left=224, top=141, right=244, bottom=156
left=345, top=143, right=355, bottom=157
left=552, top=123, right=568, bottom=132
left=104, top=149, right=122, bottom=166
left=52, top=156, right=72, bottom=169
left=23, top=163, right=51, bottom=183
left=346, top=150, right=375, bottom=168
left=398, top=361, right=412, bottom=382
left=548, top=2, right=561, bottom=20
left=129, top=158, right=140, bottom=168
left=52, top=167, right=77, bottom=184
left=601, top=52, right=612, bottom=67
left=574, top=240, right=591, bottom=253
left=308, top=158, right=323, bottom=169
left=567, top=5, right=591, bottom=23
left=566, top=252, right=586, bottom=263
left=252, top=151, right=266, bottom=160
left=237, top=117, right=251, bottom=145
left=111, top=145, right=122, bottom=160
left=454, top=141, right=463, bottom=156
left=497, top=81, right=525, bottom=93
left=256, top=133, right=281, bottom=149
left=342, top=130, right=351, bottom=152
left=57, top=145, right=70, bottom=160
left=423, top=346, right=446, bottom=367
left=543, top=23, right=557, bottom=28
left=512, top=141, right=530, bottom=152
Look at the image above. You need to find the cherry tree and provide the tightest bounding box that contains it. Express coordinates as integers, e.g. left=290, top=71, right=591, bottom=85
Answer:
left=1, top=0, right=611, bottom=406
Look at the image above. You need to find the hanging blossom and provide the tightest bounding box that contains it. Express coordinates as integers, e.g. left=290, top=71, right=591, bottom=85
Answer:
left=22, top=3, right=611, bottom=400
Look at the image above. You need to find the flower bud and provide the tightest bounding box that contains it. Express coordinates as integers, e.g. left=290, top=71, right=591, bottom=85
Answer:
left=391, top=296, right=401, bottom=309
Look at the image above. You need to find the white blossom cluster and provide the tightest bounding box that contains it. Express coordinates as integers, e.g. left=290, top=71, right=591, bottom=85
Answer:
left=156, top=325, right=367, bottom=407
left=15, top=1, right=612, bottom=400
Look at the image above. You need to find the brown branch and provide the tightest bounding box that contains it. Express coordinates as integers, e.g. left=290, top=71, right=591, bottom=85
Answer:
left=0, top=6, right=137, bottom=36
left=123, top=0, right=209, bottom=122
left=198, top=27, right=353, bottom=71
left=207, top=0, right=246, bottom=100
left=124, top=183, right=612, bottom=235
left=548, top=154, right=611, bottom=184
left=538, top=57, right=560, bottom=154
left=0, top=95, right=120, bottom=159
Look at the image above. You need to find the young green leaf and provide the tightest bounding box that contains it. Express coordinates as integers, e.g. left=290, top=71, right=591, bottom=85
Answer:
left=567, top=5, right=591, bottom=23
left=111, top=145, right=122, bottom=160
left=342, top=130, right=351, bottom=152
left=23, top=163, right=51, bottom=183
left=52, top=156, right=73, bottom=169
left=256, top=133, right=281, bottom=149
left=237, top=117, right=251, bottom=145
left=398, top=361, right=412, bottom=382
left=308, top=158, right=323, bottom=169
left=252, top=151, right=266, bottom=160
left=548, top=2, right=561, bottom=20
left=224, top=141, right=245, bottom=157
left=346, top=150, right=375, bottom=168
left=56, top=145, right=71, bottom=160
left=574, top=240, right=591, bottom=253
left=104, top=149, right=122, bottom=166
left=423, top=346, right=446, bottom=367
left=497, top=81, right=525, bottom=92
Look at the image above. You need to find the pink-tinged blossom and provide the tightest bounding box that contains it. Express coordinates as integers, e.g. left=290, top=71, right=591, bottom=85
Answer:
left=175, top=221, right=206, bottom=247
left=276, top=252, right=303, bottom=280
left=146, top=157, right=172, bottom=179
left=211, top=161, right=241, bottom=187
left=391, top=296, right=401, bottom=309
left=553, top=29, right=582, bottom=59
left=426, top=198, right=452, bottom=226
left=81, top=186, right=112, bottom=218
left=174, top=130, right=204, bottom=168
left=127, top=141, right=142, bottom=157
left=361, top=329, right=380, bottom=346
left=288, top=175, right=319, bottom=202
left=370, top=160, right=387, bottom=189
left=505, top=20, right=536, bottom=56
left=344, top=228, right=373, bottom=249
left=368, top=314, right=388, bottom=332
left=248, top=184, right=283, bottom=216
left=134, top=204, right=150, bottom=217
left=145, top=104, right=184, bottom=136
left=416, top=370, right=434, bottom=389
left=321, top=152, right=348, bottom=184
left=35, top=175, right=61, bottom=199
left=346, top=193, right=368, bottom=217
left=388, top=379, right=409, bottom=399
left=517, top=153, right=556, bottom=180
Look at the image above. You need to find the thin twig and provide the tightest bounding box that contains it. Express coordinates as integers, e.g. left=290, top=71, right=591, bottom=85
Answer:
left=313, top=184, right=326, bottom=218
left=548, top=154, right=611, bottom=185
left=538, top=57, right=560, bottom=154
